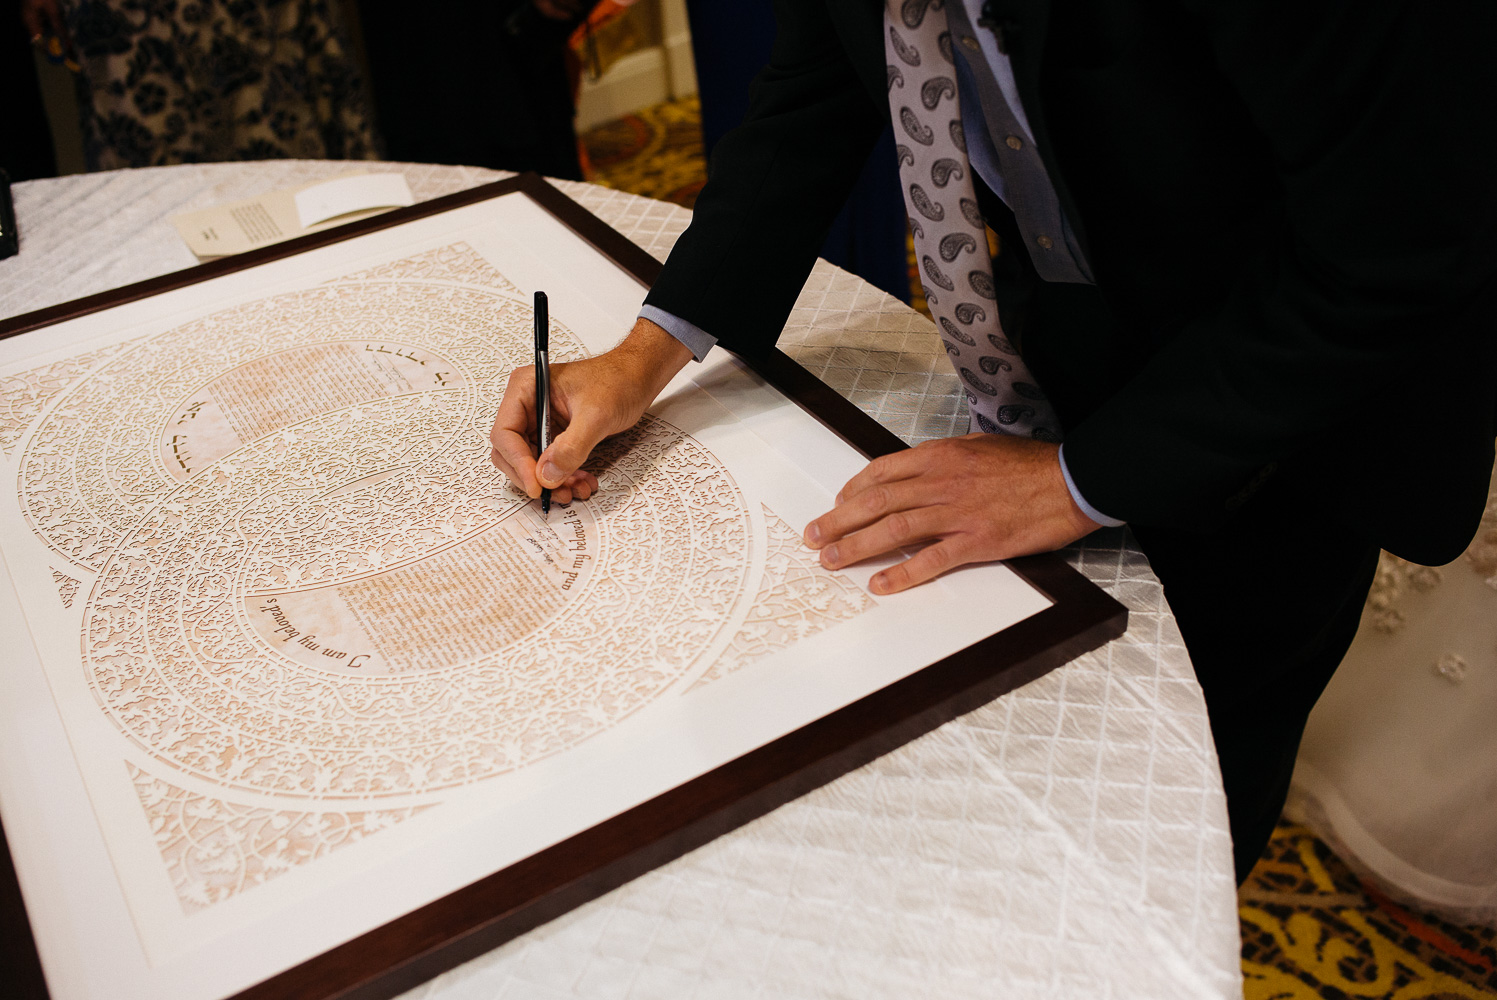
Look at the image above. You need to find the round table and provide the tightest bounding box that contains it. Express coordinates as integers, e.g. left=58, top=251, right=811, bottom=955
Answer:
left=1, top=162, right=1242, bottom=1000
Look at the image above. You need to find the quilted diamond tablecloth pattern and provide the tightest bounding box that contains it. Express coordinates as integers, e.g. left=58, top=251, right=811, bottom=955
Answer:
left=1, top=162, right=1242, bottom=1000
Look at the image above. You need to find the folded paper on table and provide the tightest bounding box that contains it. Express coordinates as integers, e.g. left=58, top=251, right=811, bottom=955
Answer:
left=294, top=174, right=415, bottom=229
left=171, top=172, right=413, bottom=259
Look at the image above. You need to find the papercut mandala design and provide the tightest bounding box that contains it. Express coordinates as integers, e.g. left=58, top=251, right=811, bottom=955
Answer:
left=128, top=763, right=434, bottom=913
left=693, top=505, right=875, bottom=689
left=8, top=244, right=755, bottom=802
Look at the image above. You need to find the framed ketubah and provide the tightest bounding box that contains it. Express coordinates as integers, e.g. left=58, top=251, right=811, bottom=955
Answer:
left=0, top=174, right=1126, bottom=1000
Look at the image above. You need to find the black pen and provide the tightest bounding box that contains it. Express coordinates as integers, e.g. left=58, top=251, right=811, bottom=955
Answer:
left=534, top=291, right=552, bottom=518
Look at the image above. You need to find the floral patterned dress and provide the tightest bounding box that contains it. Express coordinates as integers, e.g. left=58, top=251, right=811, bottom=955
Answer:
left=62, top=0, right=377, bottom=169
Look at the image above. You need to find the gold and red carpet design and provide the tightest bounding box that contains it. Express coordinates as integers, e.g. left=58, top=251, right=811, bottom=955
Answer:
left=1242, top=822, right=1495, bottom=1000
left=580, top=95, right=707, bottom=210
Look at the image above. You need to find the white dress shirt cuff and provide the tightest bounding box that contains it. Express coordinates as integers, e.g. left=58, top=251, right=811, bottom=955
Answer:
left=638, top=305, right=717, bottom=362
left=1058, top=444, right=1126, bottom=527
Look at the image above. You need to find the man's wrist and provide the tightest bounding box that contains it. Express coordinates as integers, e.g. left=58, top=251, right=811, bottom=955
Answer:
left=637, top=304, right=717, bottom=362
left=621, top=316, right=694, bottom=398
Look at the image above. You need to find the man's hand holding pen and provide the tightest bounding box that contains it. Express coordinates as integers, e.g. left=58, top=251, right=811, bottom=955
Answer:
left=489, top=316, right=693, bottom=506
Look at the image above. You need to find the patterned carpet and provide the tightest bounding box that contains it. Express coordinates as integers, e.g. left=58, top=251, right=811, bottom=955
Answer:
left=1243, top=822, right=1495, bottom=999
left=579, top=95, right=708, bottom=209
left=577, top=96, right=1497, bottom=1000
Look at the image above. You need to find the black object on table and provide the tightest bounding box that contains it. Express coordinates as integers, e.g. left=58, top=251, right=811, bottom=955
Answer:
left=0, top=170, right=19, bottom=260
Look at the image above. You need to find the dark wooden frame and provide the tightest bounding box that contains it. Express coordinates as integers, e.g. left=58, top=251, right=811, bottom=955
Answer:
left=0, top=173, right=1127, bottom=1000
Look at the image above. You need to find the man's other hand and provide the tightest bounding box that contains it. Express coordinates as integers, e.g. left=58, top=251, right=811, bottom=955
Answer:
left=803, top=435, right=1101, bottom=595
left=489, top=316, right=692, bottom=504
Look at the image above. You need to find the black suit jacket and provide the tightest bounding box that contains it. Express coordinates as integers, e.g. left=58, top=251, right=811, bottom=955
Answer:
left=645, top=0, right=1497, bottom=564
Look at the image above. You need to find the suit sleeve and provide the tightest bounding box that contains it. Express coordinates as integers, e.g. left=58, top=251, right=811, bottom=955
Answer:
left=643, top=1, right=888, bottom=353
left=1060, top=0, right=1497, bottom=549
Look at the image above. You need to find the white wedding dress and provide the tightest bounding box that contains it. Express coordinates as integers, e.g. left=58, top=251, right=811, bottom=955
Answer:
left=1289, top=459, right=1497, bottom=925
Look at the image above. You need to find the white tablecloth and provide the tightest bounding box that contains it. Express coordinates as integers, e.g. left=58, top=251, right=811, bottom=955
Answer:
left=1, top=161, right=1243, bottom=1000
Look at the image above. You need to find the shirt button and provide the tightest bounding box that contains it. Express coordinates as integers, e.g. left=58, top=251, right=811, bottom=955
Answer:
left=961, top=35, right=981, bottom=51
left=1036, top=235, right=1054, bottom=249
left=1005, top=135, right=1023, bottom=150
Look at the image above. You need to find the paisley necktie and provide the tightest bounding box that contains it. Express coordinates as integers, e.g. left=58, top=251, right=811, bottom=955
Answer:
left=883, top=0, right=1062, bottom=441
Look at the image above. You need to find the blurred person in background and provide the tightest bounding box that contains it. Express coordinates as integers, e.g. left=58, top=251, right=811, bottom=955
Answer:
left=358, top=0, right=601, bottom=179
left=9, top=0, right=59, bottom=179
